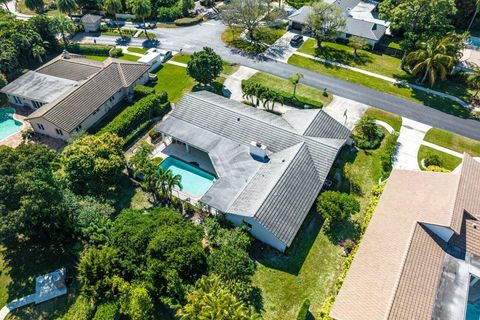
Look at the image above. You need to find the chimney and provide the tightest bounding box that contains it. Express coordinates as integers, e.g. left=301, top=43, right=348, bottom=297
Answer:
left=63, top=50, right=71, bottom=59
left=250, top=141, right=268, bottom=160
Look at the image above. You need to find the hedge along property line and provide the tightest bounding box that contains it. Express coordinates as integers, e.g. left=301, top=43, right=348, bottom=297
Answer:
left=98, top=91, right=170, bottom=146
left=318, top=184, right=385, bottom=320
left=241, top=78, right=324, bottom=109
left=174, top=15, right=204, bottom=26
left=66, top=43, right=113, bottom=56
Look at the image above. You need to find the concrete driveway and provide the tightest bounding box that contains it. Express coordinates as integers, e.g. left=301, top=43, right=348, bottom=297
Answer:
left=323, top=96, right=369, bottom=130
left=263, top=31, right=302, bottom=63
left=393, top=118, right=431, bottom=171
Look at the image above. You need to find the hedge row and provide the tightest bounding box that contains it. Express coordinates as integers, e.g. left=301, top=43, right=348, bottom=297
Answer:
left=123, top=120, right=154, bottom=148
left=379, top=132, right=399, bottom=175
left=318, top=185, right=384, bottom=320
left=109, top=48, right=123, bottom=58
left=66, top=43, right=113, bottom=56
left=133, top=85, right=156, bottom=99
left=175, top=15, right=204, bottom=26
left=98, top=91, right=169, bottom=138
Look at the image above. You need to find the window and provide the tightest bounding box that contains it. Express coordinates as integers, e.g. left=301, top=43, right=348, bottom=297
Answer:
left=109, top=96, right=115, bottom=102
left=75, top=124, right=83, bottom=132
left=37, top=123, right=45, bottom=130
left=242, top=220, right=253, bottom=231
left=92, top=107, right=100, bottom=115
left=12, top=96, right=21, bottom=105
left=32, top=101, right=43, bottom=109
left=55, top=128, right=63, bottom=136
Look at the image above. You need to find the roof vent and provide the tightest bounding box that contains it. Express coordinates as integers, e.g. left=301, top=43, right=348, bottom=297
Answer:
left=250, top=141, right=268, bottom=161
left=63, top=50, right=71, bottom=59
left=474, top=223, right=477, bottom=229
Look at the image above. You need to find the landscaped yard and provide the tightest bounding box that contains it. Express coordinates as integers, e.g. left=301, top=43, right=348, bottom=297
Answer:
left=246, top=72, right=332, bottom=108
left=364, top=107, right=402, bottom=132
left=222, top=26, right=286, bottom=54
left=423, top=128, right=480, bottom=156
left=127, top=47, right=148, bottom=54
left=253, top=125, right=394, bottom=319
left=84, top=54, right=140, bottom=62
left=288, top=54, right=470, bottom=118
left=171, top=53, right=239, bottom=75
left=417, top=145, right=463, bottom=171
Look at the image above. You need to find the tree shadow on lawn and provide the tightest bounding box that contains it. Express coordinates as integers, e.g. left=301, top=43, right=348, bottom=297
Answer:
left=105, top=173, right=137, bottom=212
left=315, top=45, right=373, bottom=66
left=192, top=81, right=225, bottom=96
left=323, top=219, right=360, bottom=244
left=2, top=237, right=81, bottom=319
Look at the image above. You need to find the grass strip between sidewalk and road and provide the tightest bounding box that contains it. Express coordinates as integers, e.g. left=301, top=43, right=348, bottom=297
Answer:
left=287, top=54, right=470, bottom=119
left=423, top=128, right=480, bottom=156
left=364, top=107, right=402, bottom=132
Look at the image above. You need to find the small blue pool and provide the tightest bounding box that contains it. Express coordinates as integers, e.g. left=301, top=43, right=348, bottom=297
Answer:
left=466, top=275, right=480, bottom=320
left=0, top=107, right=23, bottom=141
left=160, top=157, right=215, bottom=197
left=468, top=38, right=480, bottom=47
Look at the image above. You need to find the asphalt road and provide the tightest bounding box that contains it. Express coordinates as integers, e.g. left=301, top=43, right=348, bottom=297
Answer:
left=72, top=20, right=480, bottom=140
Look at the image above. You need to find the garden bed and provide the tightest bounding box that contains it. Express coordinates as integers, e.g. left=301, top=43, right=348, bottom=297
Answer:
left=417, top=145, right=462, bottom=171
left=364, top=107, right=402, bottom=132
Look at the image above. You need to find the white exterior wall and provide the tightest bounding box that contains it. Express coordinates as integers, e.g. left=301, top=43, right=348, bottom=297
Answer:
left=29, top=118, right=71, bottom=141
left=423, top=223, right=454, bottom=242
left=6, top=94, right=43, bottom=109
left=83, top=21, right=101, bottom=32
left=225, top=213, right=287, bottom=252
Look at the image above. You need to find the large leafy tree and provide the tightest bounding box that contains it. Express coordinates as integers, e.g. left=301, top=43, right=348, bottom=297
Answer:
left=29, top=15, right=59, bottom=51
left=177, top=275, right=260, bottom=320
left=25, top=0, right=45, bottom=13
left=49, top=13, right=75, bottom=46
left=220, top=0, right=272, bottom=40
left=103, top=0, right=123, bottom=37
left=316, top=191, right=360, bottom=221
left=60, top=133, right=126, bottom=195
left=305, top=0, right=345, bottom=49
left=187, top=47, right=223, bottom=86
left=0, top=144, right=68, bottom=240
left=118, top=282, right=154, bottom=320
left=128, top=0, right=151, bottom=39
left=57, top=0, right=78, bottom=17
left=405, top=37, right=456, bottom=86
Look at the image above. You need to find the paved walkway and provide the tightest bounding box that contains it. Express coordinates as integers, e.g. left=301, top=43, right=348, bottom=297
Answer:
left=292, top=51, right=472, bottom=109
left=393, top=118, right=432, bottom=170
left=222, top=66, right=258, bottom=102
left=167, top=60, right=188, bottom=68
left=323, top=96, right=369, bottom=130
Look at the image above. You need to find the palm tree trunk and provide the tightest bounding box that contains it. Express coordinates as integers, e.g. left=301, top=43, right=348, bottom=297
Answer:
left=468, top=7, right=479, bottom=32
left=143, top=17, right=149, bottom=40
left=115, top=16, right=123, bottom=38
left=421, top=66, right=429, bottom=83
left=3, top=1, right=10, bottom=12
left=62, top=31, right=68, bottom=47
left=293, top=84, right=297, bottom=97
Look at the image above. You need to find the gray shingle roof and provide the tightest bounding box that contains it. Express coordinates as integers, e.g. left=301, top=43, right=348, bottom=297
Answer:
left=156, top=91, right=350, bottom=246
left=81, top=14, right=102, bottom=24
left=36, top=58, right=102, bottom=81
left=0, top=71, right=77, bottom=103
left=27, top=58, right=149, bottom=132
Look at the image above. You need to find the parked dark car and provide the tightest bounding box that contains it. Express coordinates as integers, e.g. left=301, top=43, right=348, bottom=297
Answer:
left=290, top=34, right=304, bottom=46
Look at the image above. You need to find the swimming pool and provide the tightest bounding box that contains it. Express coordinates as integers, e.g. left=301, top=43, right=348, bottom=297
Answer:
left=466, top=275, right=480, bottom=320
left=159, top=157, right=215, bottom=198
left=468, top=37, right=480, bottom=47
left=0, top=107, right=23, bottom=141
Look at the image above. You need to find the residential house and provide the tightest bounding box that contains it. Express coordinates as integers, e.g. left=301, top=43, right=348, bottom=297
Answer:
left=155, top=91, right=351, bottom=251
left=330, top=154, right=480, bottom=320
left=1, top=53, right=150, bottom=141
left=288, top=0, right=390, bottom=47
left=81, top=14, right=102, bottom=32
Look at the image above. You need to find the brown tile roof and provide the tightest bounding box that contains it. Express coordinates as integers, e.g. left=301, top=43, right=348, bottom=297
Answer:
left=387, top=224, right=445, bottom=320
left=330, top=155, right=480, bottom=320
left=27, top=58, right=149, bottom=132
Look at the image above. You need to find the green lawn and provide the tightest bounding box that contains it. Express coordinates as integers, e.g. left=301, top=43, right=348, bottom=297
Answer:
left=423, top=128, right=480, bottom=156
left=137, top=31, right=156, bottom=39
left=364, top=107, right=402, bottom=132
left=127, top=47, right=148, bottom=54
left=288, top=54, right=470, bottom=118
left=253, top=26, right=286, bottom=45
left=118, top=53, right=140, bottom=62
left=102, top=28, right=137, bottom=37
left=85, top=55, right=108, bottom=62
left=247, top=72, right=332, bottom=108
left=296, top=39, right=473, bottom=103
left=221, top=27, right=266, bottom=54
left=417, top=145, right=463, bottom=171
left=254, top=127, right=393, bottom=319
left=171, top=53, right=239, bottom=75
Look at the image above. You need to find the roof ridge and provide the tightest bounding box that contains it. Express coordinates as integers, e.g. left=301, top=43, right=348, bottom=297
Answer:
left=116, top=62, right=128, bottom=87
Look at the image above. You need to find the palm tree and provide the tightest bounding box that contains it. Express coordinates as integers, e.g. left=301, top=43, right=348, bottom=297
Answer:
left=25, top=0, right=44, bottom=13
left=32, top=44, right=46, bottom=63
left=103, top=0, right=124, bottom=38
left=49, top=13, right=75, bottom=47
left=1, top=0, right=10, bottom=12
left=289, top=72, right=303, bottom=98
left=164, top=171, right=182, bottom=202
left=405, top=37, right=455, bottom=87
left=57, top=0, right=78, bottom=19
left=468, top=0, right=480, bottom=32
left=128, top=0, right=151, bottom=40
left=468, top=68, right=480, bottom=98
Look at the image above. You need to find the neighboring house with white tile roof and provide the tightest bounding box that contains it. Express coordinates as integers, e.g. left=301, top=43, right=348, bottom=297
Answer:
left=155, top=91, right=351, bottom=251
left=81, top=14, right=102, bottom=32
left=330, top=154, right=480, bottom=320
left=288, top=0, right=390, bottom=47
left=1, top=53, right=150, bottom=141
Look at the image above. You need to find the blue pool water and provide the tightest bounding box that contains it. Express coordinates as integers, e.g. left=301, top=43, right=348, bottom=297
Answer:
left=468, top=38, right=480, bottom=47
left=466, top=303, right=480, bottom=320
left=159, top=157, right=215, bottom=197
left=0, top=107, right=23, bottom=141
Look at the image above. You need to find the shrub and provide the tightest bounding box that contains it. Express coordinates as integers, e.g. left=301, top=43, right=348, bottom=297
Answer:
left=157, top=6, right=182, bottom=22
left=424, top=154, right=442, bottom=167
left=175, top=15, right=204, bottom=26
left=109, top=47, right=123, bottom=58
left=379, top=132, right=399, bottom=174
left=98, top=91, right=168, bottom=138
left=353, top=116, right=384, bottom=149
left=316, top=191, right=360, bottom=221
left=100, top=24, right=109, bottom=32
left=151, top=157, right=163, bottom=166
left=133, top=85, right=155, bottom=99
left=471, top=110, right=480, bottom=120
left=427, top=165, right=451, bottom=172
left=67, top=43, right=113, bottom=56
left=93, top=301, right=120, bottom=320
left=296, top=299, right=310, bottom=320
left=123, top=120, right=153, bottom=148
left=148, top=129, right=161, bottom=141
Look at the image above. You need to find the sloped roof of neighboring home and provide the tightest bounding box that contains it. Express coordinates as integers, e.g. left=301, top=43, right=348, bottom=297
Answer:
left=0, top=71, right=78, bottom=103
left=36, top=56, right=103, bottom=81
left=287, top=5, right=313, bottom=24
left=342, top=17, right=387, bottom=41
left=80, top=14, right=102, bottom=24
left=156, top=91, right=349, bottom=246
left=26, top=58, right=149, bottom=132
left=330, top=154, right=480, bottom=320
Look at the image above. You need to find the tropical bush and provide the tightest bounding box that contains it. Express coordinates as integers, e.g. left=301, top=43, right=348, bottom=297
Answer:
left=379, top=132, right=399, bottom=174
left=157, top=6, right=182, bottom=21
left=316, top=191, right=360, bottom=221
left=99, top=92, right=168, bottom=138
left=123, top=120, right=154, bottom=148
left=109, top=48, right=123, bottom=57
left=296, top=299, right=310, bottom=320
left=67, top=43, right=113, bottom=56
left=133, top=85, right=155, bottom=99
left=353, top=116, right=385, bottom=149
left=175, top=15, right=204, bottom=26
left=148, top=129, right=161, bottom=141
left=424, top=154, right=442, bottom=167
left=427, top=165, right=451, bottom=172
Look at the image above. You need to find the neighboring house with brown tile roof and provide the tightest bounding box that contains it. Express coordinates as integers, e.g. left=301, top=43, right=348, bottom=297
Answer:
left=330, top=154, right=480, bottom=320
left=3, top=53, right=150, bottom=141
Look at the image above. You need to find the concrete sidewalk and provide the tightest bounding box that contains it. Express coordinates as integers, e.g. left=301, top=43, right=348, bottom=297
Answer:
left=222, top=66, right=258, bottom=102
left=393, top=118, right=432, bottom=170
